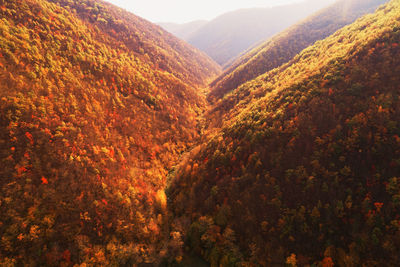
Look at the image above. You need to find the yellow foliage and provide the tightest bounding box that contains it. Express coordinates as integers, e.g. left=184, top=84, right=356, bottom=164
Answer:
left=155, top=189, right=167, bottom=210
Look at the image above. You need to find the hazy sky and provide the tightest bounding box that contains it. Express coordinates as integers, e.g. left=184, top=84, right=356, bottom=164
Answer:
left=104, top=0, right=306, bottom=23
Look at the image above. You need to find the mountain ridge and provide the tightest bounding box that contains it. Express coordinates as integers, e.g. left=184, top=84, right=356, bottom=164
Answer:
left=208, top=0, right=389, bottom=103
left=161, top=0, right=335, bottom=66
left=158, top=20, right=208, bottom=41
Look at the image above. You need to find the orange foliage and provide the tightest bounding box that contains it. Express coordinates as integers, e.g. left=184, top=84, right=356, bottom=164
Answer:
left=41, top=177, right=48, bottom=184
left=62, top=249, right=71, bottom=263
left=25, top=132, right=34, bottom=145
left=17, top=166, right=28, bottom=175
left=322, top=257, right=334, bottom=267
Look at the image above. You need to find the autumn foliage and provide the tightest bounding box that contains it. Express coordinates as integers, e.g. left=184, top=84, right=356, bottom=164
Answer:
left=168, top=1, right=400, bottom=266
left=1, top=0, right=400, bottom=265
left=0, top=0, right=219, bottom=265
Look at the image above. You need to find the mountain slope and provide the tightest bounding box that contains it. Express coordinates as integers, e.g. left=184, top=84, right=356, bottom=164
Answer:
left=0, top=0, right=219, bottom=265
left=158, top=20, right=208, bottom=41
left=209, top=0, right=389, bottom=103
left=185, top=0, right=335, bottom=66
left=168, top=1, right=400, bottom=266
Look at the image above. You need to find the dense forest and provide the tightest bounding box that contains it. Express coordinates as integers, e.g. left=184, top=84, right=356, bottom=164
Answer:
left=1, top=0, right=400, bottom=266
left=168, top=0, right=400, bottom=265
left=209, top=0, right=388, bottom=104
left=0, top=0, right=219, bottom=265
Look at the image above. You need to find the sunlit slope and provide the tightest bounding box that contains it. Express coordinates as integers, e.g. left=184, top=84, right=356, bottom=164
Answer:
left=0, top=0, right=219, bottom=265
left=209, top=0, right=388, bottom=103
left=52, top=0, right=221, bottom=87
left=169, top=1, right=400, bottom=266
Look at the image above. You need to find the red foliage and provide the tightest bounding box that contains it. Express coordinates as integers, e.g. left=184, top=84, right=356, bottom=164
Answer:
left=322, top=257, right=334, bottom=267
left=25, top=132, right=34, bottom=145
left=17, top=166, right=28, bottom=175
left=41, top=176, right=48, bottom=184
left=62, top=249, right=71, bottom=263
left=109, top=148, right=114, bottom=158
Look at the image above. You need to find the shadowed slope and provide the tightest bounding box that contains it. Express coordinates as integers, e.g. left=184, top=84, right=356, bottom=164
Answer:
left=169, top=1, right=400, bottom=265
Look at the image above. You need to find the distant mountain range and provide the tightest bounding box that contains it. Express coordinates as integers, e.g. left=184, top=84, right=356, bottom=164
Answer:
left=158, top=20, right=207, bottom=41
left=208, top=0, right=389, bottom=104
left=159, top=0, right=336, bottom=66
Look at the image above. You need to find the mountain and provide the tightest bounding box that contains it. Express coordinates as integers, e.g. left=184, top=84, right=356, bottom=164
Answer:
left=209, top=0, right=389, bottom=103
left=168, top=0, right=400, bottom=266
left=158, top=20, right=208, bottom=41
left=0, top=0, right=220, bottom=265
left=184, top=0, right=336, bottom=66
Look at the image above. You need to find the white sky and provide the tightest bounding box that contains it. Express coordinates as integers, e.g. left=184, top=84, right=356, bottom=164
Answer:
left=104, top=0, right=306, bottom=23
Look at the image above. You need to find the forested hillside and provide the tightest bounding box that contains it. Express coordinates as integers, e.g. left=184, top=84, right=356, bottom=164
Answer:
left=209, top=0, right=388, bottom=103
left=2, top=0, right=400, bottom=266
left=168, top=1, right=400, bottom=266
left=0, top=0, right=219, bottom=265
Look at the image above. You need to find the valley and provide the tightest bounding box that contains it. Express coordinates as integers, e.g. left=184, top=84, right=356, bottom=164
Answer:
left=0, top=0, right=399, bottom=266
